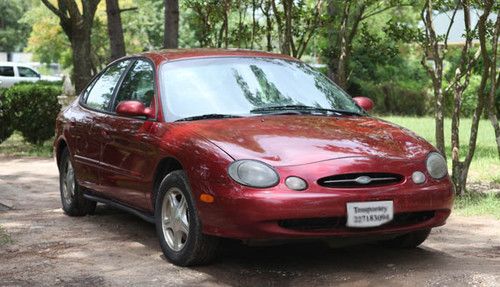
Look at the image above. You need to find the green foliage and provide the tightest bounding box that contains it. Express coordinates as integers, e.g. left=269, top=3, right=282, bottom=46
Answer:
left=348, top=9, right=430, bottom=116
left=3, top=82, right=62, bottom=145
left=0, top=0, right=31, bottom=52
left=21, top=2, right=69, bottom=65
left=454, top=192, right=500, bottom=219
left=125, top=0, right=164, bottom=49
left=357, top=82, right=428, bottom=116
left=0, top=87, right=14, bottom=143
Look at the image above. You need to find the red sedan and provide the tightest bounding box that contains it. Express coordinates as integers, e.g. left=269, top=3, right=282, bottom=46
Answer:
left=54, top=49, right=453, bottom=266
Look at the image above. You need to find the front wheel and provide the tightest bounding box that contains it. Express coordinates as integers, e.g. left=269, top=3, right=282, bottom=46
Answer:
left=155, top=170, right=219, bottom=266
left=59, top=148, right=96, bottom=216
left=379, top=228, right=431, bottom=248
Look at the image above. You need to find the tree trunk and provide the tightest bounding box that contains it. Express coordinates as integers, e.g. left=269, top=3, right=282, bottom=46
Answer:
left=333, top=2, right=350, bottom=89
left=71, top=29, right=93, bottom=94
left=450, top=2, right=474, bottom=195
left=421, top=0, right=447, bottom=156
left=251, top=0, right=257, bottom=49
left=282, top=0, right=293, bottom=55
left=271, top=0, right=284, bottom=54
left=164, top=0, right=179, bottom=49
left=265, top=3, right=272, bottom=51
left=488, top=80, right=500, bottom=158
left=487, top=13, right=500, bottom=158
left=106, top=0, right=126, bottom=60
left=452, top=0, right=494, bottom=194
left=41, top=0, right=101, bottom=94
left=434, top=71, right=446, bottom=155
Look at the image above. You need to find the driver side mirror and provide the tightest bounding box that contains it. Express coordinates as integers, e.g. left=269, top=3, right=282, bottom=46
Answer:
left=353, top=96, right=374, bottom=112
left=116, top=101, right=154, bottom=118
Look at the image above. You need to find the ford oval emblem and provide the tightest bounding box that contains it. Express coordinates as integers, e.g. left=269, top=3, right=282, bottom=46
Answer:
left=355, top=176, right=372, bottom=184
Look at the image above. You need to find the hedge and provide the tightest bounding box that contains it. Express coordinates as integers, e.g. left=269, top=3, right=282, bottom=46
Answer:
left=0, top=82, right=62, bottom=145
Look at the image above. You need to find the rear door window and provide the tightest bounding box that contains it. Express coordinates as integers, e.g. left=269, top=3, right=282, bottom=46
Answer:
left=84, top=60, right=131, bottom=111
left=0, top=66, right=14, bottom=77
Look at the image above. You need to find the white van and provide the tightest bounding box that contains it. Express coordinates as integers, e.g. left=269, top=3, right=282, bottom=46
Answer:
left=0, top=62, right=61, bottom=88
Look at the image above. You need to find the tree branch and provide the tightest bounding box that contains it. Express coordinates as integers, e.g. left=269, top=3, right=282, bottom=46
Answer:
left=360, top=3, right=413, bottom=21
left=119, top=7, right=138, bottom=13
left=63, top=0, right=82, bottom=20
left=443, top=2, right=460, bottom=50
left=40, top=0, right=67, bottom=20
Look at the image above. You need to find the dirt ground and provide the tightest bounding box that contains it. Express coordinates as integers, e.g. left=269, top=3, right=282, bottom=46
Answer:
left=0, top=156, right=499, bottom=287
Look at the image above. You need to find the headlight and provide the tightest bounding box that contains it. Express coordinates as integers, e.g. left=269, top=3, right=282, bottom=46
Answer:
left=426, top=152, right=447, bottom=179
left=228, top=160, right=279, bottom=188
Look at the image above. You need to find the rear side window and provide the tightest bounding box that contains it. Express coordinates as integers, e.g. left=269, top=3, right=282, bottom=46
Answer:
left=113, top=60, right=155, bottom=110
left=85, top=60, right=131, bottom=111
left=0, top=66, right=14, bottom=77
left=18, top=67, right=39, bottom=78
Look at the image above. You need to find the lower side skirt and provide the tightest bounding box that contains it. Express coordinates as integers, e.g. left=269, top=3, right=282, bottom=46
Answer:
left=83, top=194, right=155, bottom=224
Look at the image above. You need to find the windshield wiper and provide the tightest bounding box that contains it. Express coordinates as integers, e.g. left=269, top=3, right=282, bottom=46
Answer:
left=176, top=114, right=243, bottom=122
left=250, top=105, right=362, bottom=116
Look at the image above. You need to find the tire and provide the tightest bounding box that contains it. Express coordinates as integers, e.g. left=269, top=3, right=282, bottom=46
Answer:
left=380, top=228, right=431, bottom=248
left=155, top=170, right=219, bottom=266
left=59, top=148, right=96, bottom=216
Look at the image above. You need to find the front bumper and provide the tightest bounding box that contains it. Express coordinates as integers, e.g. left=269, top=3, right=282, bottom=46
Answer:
left=196, top=157, right=454, bottom=240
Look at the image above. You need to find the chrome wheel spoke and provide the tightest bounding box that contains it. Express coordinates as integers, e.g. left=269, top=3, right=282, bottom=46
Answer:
left=179, top=217, right=189, bottom=235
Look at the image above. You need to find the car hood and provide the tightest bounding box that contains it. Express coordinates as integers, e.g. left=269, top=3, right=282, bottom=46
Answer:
left=184, top=115, right=434, bottom=166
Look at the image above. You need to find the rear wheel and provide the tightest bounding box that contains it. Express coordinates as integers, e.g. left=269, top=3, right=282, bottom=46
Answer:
left=59, top=148, right=96, bottom=216
left=155, top=170, right=219, bottom=266
left=380, top=228, right=431, bottom=248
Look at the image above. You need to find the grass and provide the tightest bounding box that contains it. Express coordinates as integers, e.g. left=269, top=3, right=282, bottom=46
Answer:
left=0, top=132, right=53, bottom=157
left=0, top=225, right=12, bottom=246
left=382, top=116, right=499, bottom=184
left=454, top=193, right=500, bottom=219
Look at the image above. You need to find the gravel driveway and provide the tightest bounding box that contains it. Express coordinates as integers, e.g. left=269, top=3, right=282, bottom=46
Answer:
left=0, top=156, right=499, bottom=287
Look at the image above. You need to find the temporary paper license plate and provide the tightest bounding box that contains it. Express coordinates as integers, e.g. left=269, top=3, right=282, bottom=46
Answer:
left=346, top=201, right=393, bottom=228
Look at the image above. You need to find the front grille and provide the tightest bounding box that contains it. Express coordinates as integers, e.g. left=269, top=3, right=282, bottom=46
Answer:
left=278, top=211, right=435, bottom=231
left=317, top=173, right=403, bottom=188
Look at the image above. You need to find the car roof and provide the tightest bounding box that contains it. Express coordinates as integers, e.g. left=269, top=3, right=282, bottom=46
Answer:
left=0, top=62, right=16, bottom=66
left=129, top=48, right=298, bottom=65
left=0, top=62, right=34, bottom=68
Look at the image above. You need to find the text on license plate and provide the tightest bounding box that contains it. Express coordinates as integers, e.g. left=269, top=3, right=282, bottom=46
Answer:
left=346, top=201, right=394, bottom=228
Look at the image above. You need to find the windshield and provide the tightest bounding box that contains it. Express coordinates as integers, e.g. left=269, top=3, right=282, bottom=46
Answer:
left=160, top=57, right=363, bottom=121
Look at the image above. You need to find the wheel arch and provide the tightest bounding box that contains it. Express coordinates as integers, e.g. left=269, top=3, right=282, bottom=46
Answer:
left=152, top=156, right=184, bottom=208
left=55, top=137, right=68, bottom=170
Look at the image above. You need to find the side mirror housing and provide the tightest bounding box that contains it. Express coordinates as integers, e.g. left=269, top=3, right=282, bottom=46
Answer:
left=116, top=101, right=154, bottom=118
left=353, top=96, right=374, bottom=112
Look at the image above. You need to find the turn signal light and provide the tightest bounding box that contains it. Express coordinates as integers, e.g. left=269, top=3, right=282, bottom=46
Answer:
left=200, top=193, right=214, bottom=203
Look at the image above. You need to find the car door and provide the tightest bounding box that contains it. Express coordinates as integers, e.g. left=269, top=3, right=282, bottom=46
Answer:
left=0, top=65, right=16, bottom=88
left=99, top=59, right=158, bottom=210
left=17, top=66, right=41, bottom=83
left=71, top=60, right=132, bottom=192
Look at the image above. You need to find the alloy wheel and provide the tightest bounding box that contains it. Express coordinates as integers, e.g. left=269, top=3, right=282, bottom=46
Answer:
left=62, top=161, right=75, bottom=206
left=161, top=187, right=190, bottom=251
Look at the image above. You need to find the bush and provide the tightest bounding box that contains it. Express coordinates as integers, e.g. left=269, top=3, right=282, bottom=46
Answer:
left=4, top=83, right=62, bottom=145
left=352, top=81, right=429, bottom=116
left=0, top=87, right=14, bottom=143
